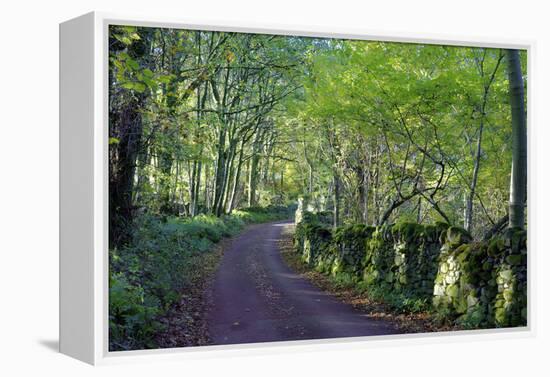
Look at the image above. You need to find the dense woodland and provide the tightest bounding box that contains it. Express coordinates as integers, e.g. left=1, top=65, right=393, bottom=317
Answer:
left=109, top=26, right=526, bottom=245
left=108, top=25, right=527, bottom=350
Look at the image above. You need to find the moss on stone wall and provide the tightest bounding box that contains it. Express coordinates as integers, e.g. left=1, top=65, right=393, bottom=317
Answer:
left=294, top=222, right=332, bottom=266
left=432, top=227, right=527, bottom=328
left=494, top=228, right=527, bottom=327
left=390, top=222, right=448, bottom=298
left=333, top=224, right=376, bottom=275
left=295, top=218, right=448, bottom=299
left=293, top=211, right=527, bottom=329
left=363, top=226, right=394, bottom=287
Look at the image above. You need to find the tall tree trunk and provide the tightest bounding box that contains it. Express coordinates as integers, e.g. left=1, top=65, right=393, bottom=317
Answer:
left=109, top=92, right=146, bottom=247
left=211, top=65, right=231, bottom=216
left=204, top=163, right=211, bottom=211
left=188, top=160, right=197, bottom=216
left=108, top=29, right=153, bottom=247
left=359, top=166, right=369, bottom=224
left=333, top=174, right=341, bottom=228
left=192, top=158, right=202, bottom=217
left=372, top=144, right=381, bottom=225
left=172, top=160, right=180, bottom=204
left=465, top=120, right=484, bottom=233
left=308, top=164, right=314, bottom=195
left=248, top=134, right=261, bottom=207
left=228, top=141, right=246, bottom=213
left=506, top=49, right=527, bottom=229
left=219, top=140, right=237, bottom=215
left=212, top=128, right=226, bottom=215
left=464, top=50, right=503, bottom=232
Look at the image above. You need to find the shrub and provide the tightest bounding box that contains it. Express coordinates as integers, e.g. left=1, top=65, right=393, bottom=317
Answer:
left=109, top=205, right=293, bottom=351
left=109, top=273, right=161, bottom=350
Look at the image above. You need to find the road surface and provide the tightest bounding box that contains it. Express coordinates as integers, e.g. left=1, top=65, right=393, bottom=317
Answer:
left=208, top=220, right=397, bottom=345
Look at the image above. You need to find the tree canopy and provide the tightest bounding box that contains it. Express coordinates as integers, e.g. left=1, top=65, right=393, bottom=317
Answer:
left=108, top=25, right=527, bottom=246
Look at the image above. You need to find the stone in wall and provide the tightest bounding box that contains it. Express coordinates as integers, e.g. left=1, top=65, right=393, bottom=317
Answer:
left=432, top=226, right=527, bottom=328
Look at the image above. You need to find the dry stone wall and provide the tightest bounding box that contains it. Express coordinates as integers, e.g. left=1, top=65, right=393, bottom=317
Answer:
left=433, top=227, right=527, bottom=327
left=293, top=209, right=527, bottom=328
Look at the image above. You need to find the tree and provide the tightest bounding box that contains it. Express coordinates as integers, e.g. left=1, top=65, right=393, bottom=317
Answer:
left=108, top=26, right=154, bottom=247
left=108, top=27, right=527, bottom=245
left=506, top=49, right=527, bottom=229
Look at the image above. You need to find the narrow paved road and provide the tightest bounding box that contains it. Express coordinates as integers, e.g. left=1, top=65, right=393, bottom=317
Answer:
left=207, top=220, right=397, bottom=345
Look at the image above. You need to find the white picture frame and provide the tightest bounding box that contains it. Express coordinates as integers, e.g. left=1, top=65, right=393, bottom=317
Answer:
left=59, top=11, right=535, bottom=365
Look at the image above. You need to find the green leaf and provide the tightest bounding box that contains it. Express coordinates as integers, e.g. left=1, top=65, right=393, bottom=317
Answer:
left=133, top=82, right=147, bottom=93
left=121, top=81, right=146, bottom=93
left=142, top=68, right=154, bottom=78
left=142, top=77, right=157, bottom=90
left=114, top=34, right=133, bottom=45
left=126, top=58, right=139, bottom=70
left=158, top=75, right=173, bottom=84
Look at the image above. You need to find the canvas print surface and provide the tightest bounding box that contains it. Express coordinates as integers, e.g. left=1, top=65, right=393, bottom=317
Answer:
left=108, top=24, right=528, bottom=351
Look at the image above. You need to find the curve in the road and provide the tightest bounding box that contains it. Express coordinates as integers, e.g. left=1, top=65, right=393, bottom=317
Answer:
left=207, top=220, right=397, bottom=345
